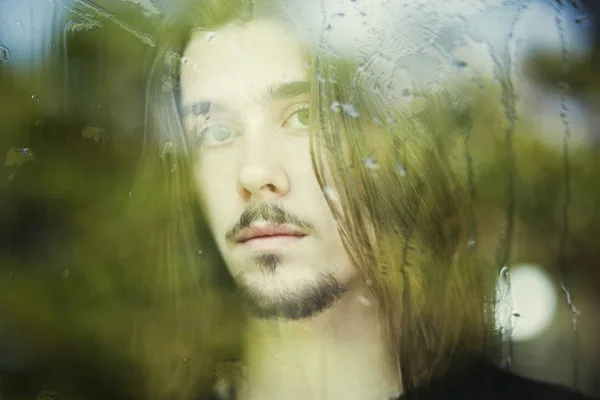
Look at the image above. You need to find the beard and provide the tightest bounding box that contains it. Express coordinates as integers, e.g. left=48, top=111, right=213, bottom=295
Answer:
left=234, top=265, right=348, bottom=320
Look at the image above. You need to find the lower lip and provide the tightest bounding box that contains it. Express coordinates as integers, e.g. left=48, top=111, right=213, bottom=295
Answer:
left=241, top=235, right=305, bottom=251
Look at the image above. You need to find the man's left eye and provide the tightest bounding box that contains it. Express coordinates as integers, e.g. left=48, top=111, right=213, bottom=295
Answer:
left=283, top=107, right=309, bottom=129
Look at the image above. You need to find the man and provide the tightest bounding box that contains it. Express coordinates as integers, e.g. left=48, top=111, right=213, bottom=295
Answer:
left=182, top=18, right=403, bottom=400
left=133, top=0, right=595, bottom=399
left=0, top=0, right=596, bottom=399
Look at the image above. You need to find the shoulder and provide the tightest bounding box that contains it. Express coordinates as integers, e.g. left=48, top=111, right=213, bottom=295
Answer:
left=471, top=366, right=593, bottom=400
left=407, top=363, right=596, bottom=400
left=445, top=364, right=594, bottom=400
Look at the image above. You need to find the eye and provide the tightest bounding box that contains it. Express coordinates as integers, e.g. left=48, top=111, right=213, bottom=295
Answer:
left=282, top=106, right=309, bottom=129
left=198, top=124, right=239, bottom=147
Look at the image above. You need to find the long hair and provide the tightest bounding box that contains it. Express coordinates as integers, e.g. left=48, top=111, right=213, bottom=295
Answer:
left=131, top=0, right=500, bottom=398
left=310, top=59, right=500, bottom=392
left=122, top=1, right=250, bottom=398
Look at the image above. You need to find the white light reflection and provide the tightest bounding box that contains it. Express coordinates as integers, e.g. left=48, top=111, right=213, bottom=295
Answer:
left=510, top=263, right=559, bottom=342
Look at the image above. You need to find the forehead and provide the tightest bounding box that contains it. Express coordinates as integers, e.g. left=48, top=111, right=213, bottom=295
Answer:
left=180, top=20, right=308, bottom=106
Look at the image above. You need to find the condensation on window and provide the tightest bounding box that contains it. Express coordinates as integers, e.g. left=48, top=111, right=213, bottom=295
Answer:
left=0, top=1, right=598, bottom=399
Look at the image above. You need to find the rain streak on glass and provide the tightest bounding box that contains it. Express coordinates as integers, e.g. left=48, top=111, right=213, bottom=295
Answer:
left=553, top=0, right=580, bottom=390
left=0, top=0, right=597, bottom=399
left=0, top=45, right=11, bottom=60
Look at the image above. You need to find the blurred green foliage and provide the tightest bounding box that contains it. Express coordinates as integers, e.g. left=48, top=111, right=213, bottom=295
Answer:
left=0, top=2, right=599, bottom=399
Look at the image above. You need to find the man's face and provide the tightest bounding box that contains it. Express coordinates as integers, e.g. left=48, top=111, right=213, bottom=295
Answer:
left=180, top=20, right=355, bottom=319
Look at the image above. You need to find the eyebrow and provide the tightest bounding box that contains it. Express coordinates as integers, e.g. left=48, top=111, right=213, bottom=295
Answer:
left=267, top=80, right=310, bottom=101
left=180, top=81, right=310, bottom=119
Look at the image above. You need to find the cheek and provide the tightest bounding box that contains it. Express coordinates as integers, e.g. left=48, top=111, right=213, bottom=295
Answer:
left=193, top=157, right=231, bottom=229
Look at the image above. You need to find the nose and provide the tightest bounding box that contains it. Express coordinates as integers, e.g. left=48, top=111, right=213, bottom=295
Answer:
left=237, top=142, right=291, bottom=201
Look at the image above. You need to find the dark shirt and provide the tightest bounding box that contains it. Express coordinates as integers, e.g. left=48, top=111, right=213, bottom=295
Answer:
left=399, top=362, right=595, bottom=400
left=1, top=361, right=596, bottom=400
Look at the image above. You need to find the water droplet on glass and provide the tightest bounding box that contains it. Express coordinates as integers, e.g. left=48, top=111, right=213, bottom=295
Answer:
left=81, top=125, right=106, bottom=142
left=31, top=95, right=39, bottom=102
left=364, top=157, right=378, bottom=169
left=160, top=141, right=178, bottom=172
left=357, top=296, right=371, bottom=307
left=205, top=31, right=217, bottom=43
left=128, top=191, right=133, bottom=198
left=194, top=114, right=208, bottom=139
left=322, top=186, right=339, bottom=203
left=197, top=250, right=204, bottom=256
left=15, top=21, right=22, bottom=27
left=342, top=104, right=359, bottom=118
left=164, top=51, right=181, bottom=70
left=62, top=269, right=70, bottom=279
left=330, top=101, right=341, bottom=112
left=395, top=163, right=406, bottom=176
left=5, top=147, right=35, bottom=168
left=182, top=357, right=190, bottom=363
left=467, top=239, right=476, bottom=249
left=160, top=140, right=174, bottom=159
left=0, top=45, right=11, bottom=61
left=162, top=76, right=178, bottom=93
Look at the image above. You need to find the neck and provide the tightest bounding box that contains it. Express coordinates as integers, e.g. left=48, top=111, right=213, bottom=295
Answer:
left=238, top=284, right=402, bottom=400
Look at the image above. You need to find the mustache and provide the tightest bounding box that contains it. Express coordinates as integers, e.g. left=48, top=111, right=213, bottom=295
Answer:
left=225, top=202, right=316, bottom=242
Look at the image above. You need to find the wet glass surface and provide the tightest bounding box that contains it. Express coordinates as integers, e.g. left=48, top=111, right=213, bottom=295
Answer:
left=0, top=0, right=599, bottom=399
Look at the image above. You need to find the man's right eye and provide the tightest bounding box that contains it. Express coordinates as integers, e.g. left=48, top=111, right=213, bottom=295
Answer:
left=198, top=124, right=238, bottom=147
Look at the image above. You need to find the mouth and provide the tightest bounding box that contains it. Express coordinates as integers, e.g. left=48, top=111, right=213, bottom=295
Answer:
left=233, top=223, right=308, bottom=251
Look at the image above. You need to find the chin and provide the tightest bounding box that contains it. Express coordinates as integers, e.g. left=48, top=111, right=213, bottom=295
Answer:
left=233, top=265, right=349, bottom=320
left=239, top=263, right=325, bottom=292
